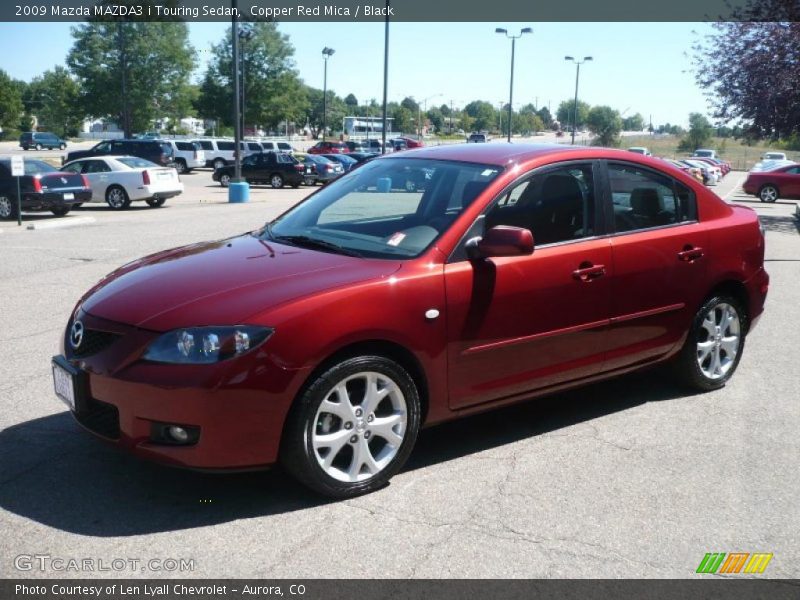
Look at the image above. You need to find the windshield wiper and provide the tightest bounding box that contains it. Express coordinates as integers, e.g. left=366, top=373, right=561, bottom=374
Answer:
left=272, top=235, right=363, bottom=258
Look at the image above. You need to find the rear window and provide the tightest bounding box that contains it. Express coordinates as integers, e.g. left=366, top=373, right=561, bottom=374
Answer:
left=175, top=141, right=195, bottom=151
left=278, top=142, right=292, bottom=150
left=248, top=142, right=262, bottom=151
left=217, top=141, right=235, bottom=151
left=0, top=159, right=58, bottom=175
left=117, top=157, right=159, bottom=169
left=276, top=154, right=296, bottom=164
left=158, top=142, right=173, bottom=155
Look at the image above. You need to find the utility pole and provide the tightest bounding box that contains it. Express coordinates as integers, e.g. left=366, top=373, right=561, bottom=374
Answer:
left=232, top=0, right=242, bottom=181
left=381, top=0, right=390, bottom=154
left=117, top=22, right=131, bottom=138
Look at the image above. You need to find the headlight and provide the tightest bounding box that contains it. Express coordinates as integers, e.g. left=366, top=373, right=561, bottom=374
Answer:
left=143, top=326, right=273, bottom=364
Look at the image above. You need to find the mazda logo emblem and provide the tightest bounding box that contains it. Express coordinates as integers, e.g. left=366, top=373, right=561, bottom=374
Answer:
left=70, top=320, right=84, bottom=350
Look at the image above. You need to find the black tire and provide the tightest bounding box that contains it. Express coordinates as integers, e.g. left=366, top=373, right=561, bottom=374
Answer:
left=51, top=206, right=71, bottom=217
left=105, top=185, right=131, bottom=210
left=146, top=197, right=166, bottom=208
left=759, top=184, right=779, bottom=203
left=0, top=194, right=18, bottom=220
left=270, top=174, right=284, bottom=189
left=672, top=294, right=747, bottom=392
left=291, top=182, right=300, bottom=189
left=281, top=355, right=421, bottom=498
left=304, top=177, right=315, bottom=186
left=219, top=173, right=231, bottom=188
left=174, top=159, right=187, bottom=174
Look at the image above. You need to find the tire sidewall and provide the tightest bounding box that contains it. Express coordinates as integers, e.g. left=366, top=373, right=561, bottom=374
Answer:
left=282, top=355, right=421, bottom=498
left=271, top=174, right=284, bottom=189
left=680, top=294, right=747, bottom=391
left=760, top=185, right=778, bottom=203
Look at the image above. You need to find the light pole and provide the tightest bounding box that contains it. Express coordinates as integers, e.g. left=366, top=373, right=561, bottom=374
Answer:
left=381, top=0, right=390, bottom=154
left=231, top=0, right=242, bottom=182
left=496, top=27, right=532, bottom=143
left=321, top=47, right=335, bottom=141
left=418, top=93, right=442, bottom=138
left=238, top=26, right=255, bottom=138
left=564, top=55, right=592, bottom=145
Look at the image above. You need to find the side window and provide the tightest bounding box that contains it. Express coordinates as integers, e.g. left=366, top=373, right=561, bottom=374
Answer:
left=217, top=141, right=235, bottom=151
left=62, top=162, right=83, bottom=174
left=199, top=141, right=213, bottom=151
left=785, top=167, right=800, bottom=175
left=111, top=141, right=127, bottom=153
left=85, top=160, right=111, bottom=173
left=608, top=163, right=696, bottom=233
left=485, top=164, right=595, bottom=246
left=95, top=142, right=112, bottom=153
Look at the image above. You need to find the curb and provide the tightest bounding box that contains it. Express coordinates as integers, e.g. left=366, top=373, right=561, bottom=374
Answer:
left=26, top=217, right=96, bottom=231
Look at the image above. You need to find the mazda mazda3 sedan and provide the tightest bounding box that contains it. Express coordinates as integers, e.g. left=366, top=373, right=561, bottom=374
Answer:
left=53, top=144, right=769, bottom=498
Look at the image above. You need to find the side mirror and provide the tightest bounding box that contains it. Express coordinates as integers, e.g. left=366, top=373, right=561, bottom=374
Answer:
left=466, top=225, right=534, bottom=259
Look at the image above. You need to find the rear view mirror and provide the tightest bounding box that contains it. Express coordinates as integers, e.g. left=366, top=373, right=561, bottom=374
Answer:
left=466, top=226, right=534, bottom=259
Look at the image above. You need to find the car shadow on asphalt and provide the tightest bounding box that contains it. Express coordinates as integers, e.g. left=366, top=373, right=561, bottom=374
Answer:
left=0, top=370, right=686, bottom=536
left=757, top=213, right=800, bottom=235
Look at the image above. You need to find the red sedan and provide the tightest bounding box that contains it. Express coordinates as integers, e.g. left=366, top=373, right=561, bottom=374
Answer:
left=307, top=141, right=349, bottom=154
left=53, top=144, right=768, bottom=498
left=743, top=163, right=800, bottom=202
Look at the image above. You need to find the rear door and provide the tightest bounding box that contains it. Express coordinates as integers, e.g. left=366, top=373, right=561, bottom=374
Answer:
left=445, top=161, right=612, bottom=409
left=604, top=161, right=707, bottom=370
left=778, top=166, right=800, bottom=197
left=82, top=159, right=113, bottom=201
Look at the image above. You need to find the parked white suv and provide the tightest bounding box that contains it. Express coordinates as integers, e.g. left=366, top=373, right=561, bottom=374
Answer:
left=191, top=139, right=252, bottom=170
left=259, top=140, right=296, bottom=154
left=693, top=148, right=718, bottom=159
left=161, top=140, right=205, bottom=174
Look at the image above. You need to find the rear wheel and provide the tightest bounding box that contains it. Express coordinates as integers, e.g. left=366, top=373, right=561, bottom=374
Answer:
left=673, top=295, right=746, bottom=392
left=146, top=197, right=166, bottom=208
left=35, top=143, right=42, bottom=151
left=759, top=184, right=779, bottom=203
left=105, top=185, right=130, bottom=210
left=0, top=195, right=17, bottom=220
left=270, top=174, right=284, bottom=189
left=281, top=356, right=421, bottom=498
left=59, top=143, right=66, bottom=150
left=51, top=206, right=71, bottom=217
left=219, top=173, right=231, bottom=187
left=174, top=159, right=187, bottom=174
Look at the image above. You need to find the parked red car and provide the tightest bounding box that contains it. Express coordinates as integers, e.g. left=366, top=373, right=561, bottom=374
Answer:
left=743, top=163, right=800, bottom=202
left=53, top=144, right=768, bottom=498
left=307, top=141, right=349, bottom=154
left=397, top=136, right=425, bottom=149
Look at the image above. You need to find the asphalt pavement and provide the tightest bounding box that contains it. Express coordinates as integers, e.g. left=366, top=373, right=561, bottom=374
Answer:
left=0, top=168, right=798, bottom=579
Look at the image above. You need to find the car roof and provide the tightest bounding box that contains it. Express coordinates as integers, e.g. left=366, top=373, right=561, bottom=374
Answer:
left=381, top=142, right=593, bottom=166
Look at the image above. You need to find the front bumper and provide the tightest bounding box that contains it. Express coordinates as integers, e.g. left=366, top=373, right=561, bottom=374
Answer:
left=58, top=311, right=310, bottom=470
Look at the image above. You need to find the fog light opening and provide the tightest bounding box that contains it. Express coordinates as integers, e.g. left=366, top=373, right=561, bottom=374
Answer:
left=150, top=422, right=200, bottom=446
left=168, top=426, right=189, bottom=443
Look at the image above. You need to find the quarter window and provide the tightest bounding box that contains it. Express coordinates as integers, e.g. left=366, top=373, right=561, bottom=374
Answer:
left=484, top=164, right=595, bottom=246
left=608, top=163, right=696, bottom=232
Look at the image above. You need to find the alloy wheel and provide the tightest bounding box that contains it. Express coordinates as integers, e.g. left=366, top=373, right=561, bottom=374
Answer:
left=220, top=174, right=231, bottom=187
left=760, top=186, right=778, bottom=203
left=0, top=196, right=12, bottom=218
left=696, top=302, right=741, bottom=380
left=271, top=175, right=284, bottom=188
left=311, top=371, right=408, bottom=483
left=107, top=188, right=127, bottom=209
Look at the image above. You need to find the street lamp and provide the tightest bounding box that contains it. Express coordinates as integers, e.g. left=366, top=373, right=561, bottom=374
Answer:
left=564, top=55, right=592, bottom=145
left=496, top=27, right=532, bottom=143
left=418, top=93, right=442, bottom=138
left=238, top=26, right=255, bottom=138
left=321, top=47, right=335, bottom=141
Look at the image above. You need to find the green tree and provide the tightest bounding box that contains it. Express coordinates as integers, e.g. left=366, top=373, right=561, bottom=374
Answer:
left=426, top=106, right=444, bottom=133
left=556, top=99, right=590, bottom=130
left=0, top=69, right=24, bottom=136
left=678, top=113, right=714, bottom=152
left=344, top=93, right=359, bottom=111
left=587, top=105, right=623, bottom=147
left=536, top=106, right=552, bottom=128
left=392, top=106, right=415, bottom=134
left=302, top=86, right=346, bottom=138
left=26, top=67, right=84, bottom=137
left=68, top=22, right=195, bottom=137
left=463, top=100, right=496, bottom=132
left=622, top=113, right=645, bottom=131
left=400, top=97, right=419, bottom=113
left=200, top=22, right=307, bottom=133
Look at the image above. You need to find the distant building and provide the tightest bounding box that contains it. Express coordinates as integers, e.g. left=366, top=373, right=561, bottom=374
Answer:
left=343, top=116, right=395, bottom=138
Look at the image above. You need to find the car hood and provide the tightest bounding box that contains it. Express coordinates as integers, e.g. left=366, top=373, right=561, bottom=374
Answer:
left=81, top=233, right=401, bottom=331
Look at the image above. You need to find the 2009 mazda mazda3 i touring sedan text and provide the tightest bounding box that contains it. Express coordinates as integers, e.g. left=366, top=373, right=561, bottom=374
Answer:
left=52, top=144, right=769, bottom=498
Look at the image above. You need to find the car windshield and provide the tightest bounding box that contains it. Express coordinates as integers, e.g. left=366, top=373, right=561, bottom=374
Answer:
left=117, top=157, right=159, bottom=169
left=266, top=158, right=502, bottom=259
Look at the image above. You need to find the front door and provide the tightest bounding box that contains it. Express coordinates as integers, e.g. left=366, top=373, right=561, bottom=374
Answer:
left=445, top=162, right=612, bottom=409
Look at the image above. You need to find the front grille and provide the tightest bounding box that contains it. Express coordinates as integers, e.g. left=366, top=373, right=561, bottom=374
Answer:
left=75, top=398, right=120, bottom=440
left=66, top=320, right=122, bottom=358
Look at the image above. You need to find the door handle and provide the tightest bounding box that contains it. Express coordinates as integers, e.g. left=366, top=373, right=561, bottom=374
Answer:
left=677, top=245, right=704, bottom=262
left=573, top=263, right=606, bottom=282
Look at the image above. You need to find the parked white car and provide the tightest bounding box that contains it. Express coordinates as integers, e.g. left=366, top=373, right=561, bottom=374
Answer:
left=692, top=148, right=718, bottom=159
left=161, top=140, right=205, bottom=174
left=258, top=140, right=296, bottom=154
left=61, top=156, right=183, bottom=209
left=191, top=139, right=252, bottom=170
left=761, top=151, right=788, bottom=161
left=628, top=146, right=652, bottom=156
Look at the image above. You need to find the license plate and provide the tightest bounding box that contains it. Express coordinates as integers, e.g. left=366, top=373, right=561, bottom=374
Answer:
left=158, top=171, right=171, bottom=179
left=52, top=362, right=76, bottom=411
left=63, top=192, right=74, bottom=200
left=306, top=168, right=311, bottom=173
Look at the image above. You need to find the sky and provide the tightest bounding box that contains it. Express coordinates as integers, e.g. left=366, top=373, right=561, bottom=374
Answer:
left=0, top=21, right=713, bottom=127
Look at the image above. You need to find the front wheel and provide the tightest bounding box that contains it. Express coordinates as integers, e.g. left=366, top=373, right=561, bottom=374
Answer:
left=270, top=174, right=284, bottom=189
left=219, top=173, right=231, bottom=187
left=105, top=185, right=131, bottom=210
left=35, top=143, right=42, bottom=151
left=281, top=356, right=421, bottom=498
left=0, top=195, right=18, bottom=220
left=146, top=197, right=166, bottom=208
left=673, top=295, right=746, bottom=392
left=51, top=206, right=71, bottom=216
left=59, top=143, right=66, bottom=150
left=759, top=185, right=779, bottom=203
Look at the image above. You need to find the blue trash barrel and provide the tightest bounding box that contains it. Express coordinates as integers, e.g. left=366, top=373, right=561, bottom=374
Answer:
left=228, top=181, right=250, bottom=203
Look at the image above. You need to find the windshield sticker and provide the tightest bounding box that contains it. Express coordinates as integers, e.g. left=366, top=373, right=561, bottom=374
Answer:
left=387, top=232, right=406, bottom=247
left=481, top=169, right=498, bottom=177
